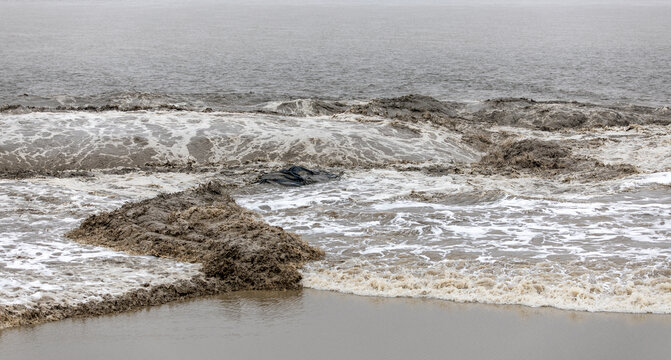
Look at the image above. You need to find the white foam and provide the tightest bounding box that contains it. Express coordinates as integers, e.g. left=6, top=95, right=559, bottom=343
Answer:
left=301, top=259, right=671, bottom=314
left=0, top=175, right=205, bottom=309
left=492, top=124, right=671, bottom=173
left=620, top=172, right=671, bottom=188
left=0, top=111, right=478, bottom=172
left=234, top=169, right=671, bottom=313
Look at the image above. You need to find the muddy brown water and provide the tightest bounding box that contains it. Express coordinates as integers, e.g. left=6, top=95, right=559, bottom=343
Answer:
left=2, top=289, right=671, bottom=360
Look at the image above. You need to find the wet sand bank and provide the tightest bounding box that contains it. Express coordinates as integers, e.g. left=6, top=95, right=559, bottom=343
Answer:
left=2, top=289, right=670, bottom=360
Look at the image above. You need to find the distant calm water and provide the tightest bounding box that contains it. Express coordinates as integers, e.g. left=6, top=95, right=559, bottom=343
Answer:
left=1, top=1, right=670, bottom=105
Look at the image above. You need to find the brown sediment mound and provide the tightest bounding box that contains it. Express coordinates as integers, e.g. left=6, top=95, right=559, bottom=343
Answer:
left=347, top=94, right=460, bottom=127
left=460, top=132, right=494, bottom=152
left=66, top=181, right=324, bottom=290
left=479, top=139, right=571, bottom=170
left=467, top=98, right=671, bottom=130
left=343, top=96, right=671, bottom=132
left=476, top=139, right=637, bottom=180
left=261, top=99, right=348, bottom=117
left=0, top=182, right=325, bottom=329
left=458, top=128, right=513, bottom=154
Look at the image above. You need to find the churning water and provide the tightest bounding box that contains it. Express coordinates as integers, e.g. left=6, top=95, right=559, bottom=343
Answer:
left=1, top=1, right=671, bottom=325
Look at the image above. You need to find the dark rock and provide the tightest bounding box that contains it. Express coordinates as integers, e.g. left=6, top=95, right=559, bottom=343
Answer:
left=258, top=165, right=339, bottom=187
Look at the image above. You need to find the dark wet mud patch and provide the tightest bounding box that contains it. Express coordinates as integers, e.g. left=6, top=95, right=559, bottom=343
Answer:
left=475, top=139, right=638, bottom=181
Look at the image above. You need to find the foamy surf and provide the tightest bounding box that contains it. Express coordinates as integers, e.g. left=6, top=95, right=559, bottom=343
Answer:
left=1, top=97, right=670, bottom=327
left=0, top=176, right=204, bottom=327
left=234, top=170, right=671, bottom=314
left=0, top=110, right=476, bottom=177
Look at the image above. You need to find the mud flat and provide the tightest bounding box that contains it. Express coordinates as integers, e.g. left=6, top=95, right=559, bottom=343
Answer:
left=2, top=289, right=671, bottom=360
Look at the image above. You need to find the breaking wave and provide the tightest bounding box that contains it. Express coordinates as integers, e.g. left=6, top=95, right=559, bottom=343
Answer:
left=1, top=94, right=671, bottom=328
